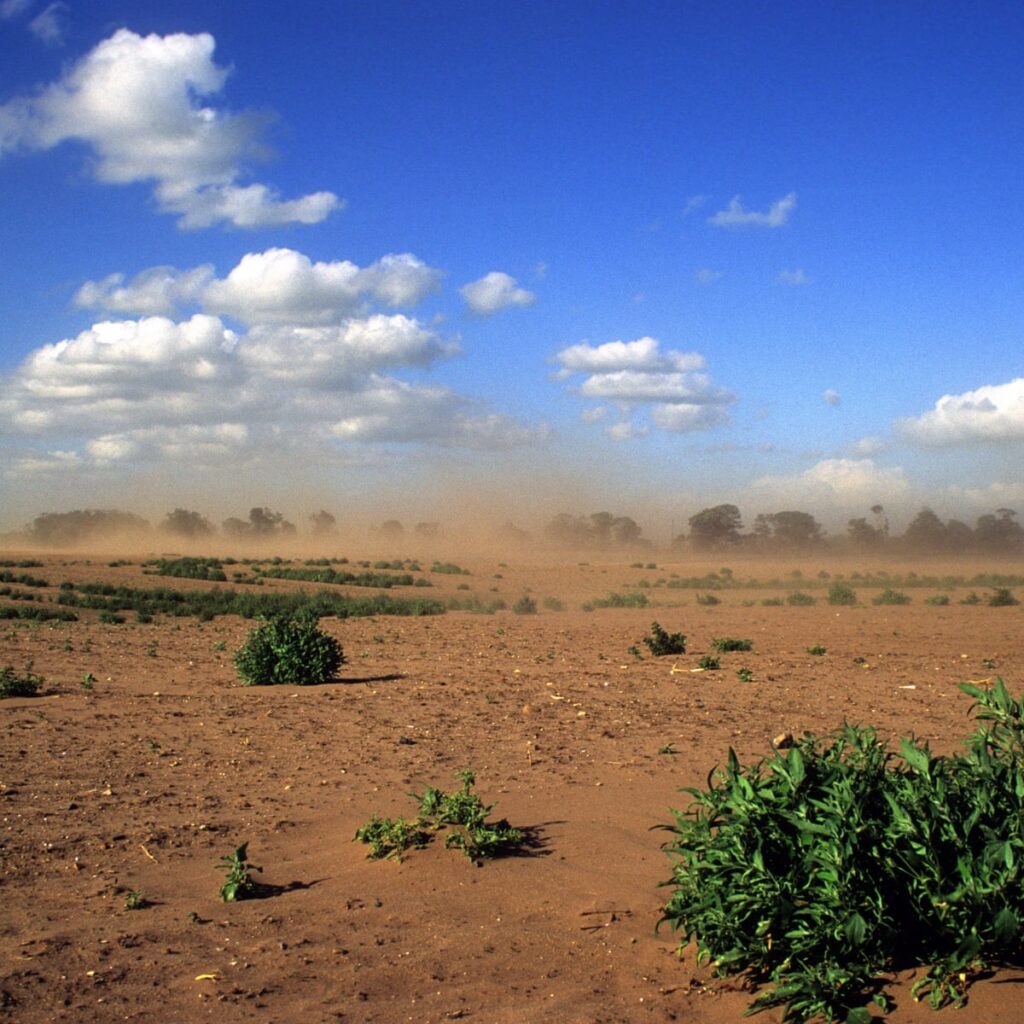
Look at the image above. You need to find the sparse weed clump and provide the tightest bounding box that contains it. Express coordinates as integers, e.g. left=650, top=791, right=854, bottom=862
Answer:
left=659, top=679, right=1024, bottom=1023
left=583, top=591, right=650, bottom=611
left=711, top=637, right=753, bottom=653
left=925, top=594, right=951, bottom=606
left=786, top=591, right=816, bottom=606
left=807, top=645, right=828, bottom=656
left=872, top=588, right=911, bottom=605
left=643, top=622, right=687, bottom=657
left=234, top=615, right=345, bottom=686
left=697, top=654, right=720, bottom=670
left=0, top=662, right=44, bottom=698
left=542, top=596, right=565, bottom=611
left=988, top=588, right=1020, bottom=607
left=827, top=582, right=858, bottom=606
left=512, top=595, right=537, bottom=615
left=696, top=593, right=721, bottom=606
left=355, top=770, right=524, bottom=864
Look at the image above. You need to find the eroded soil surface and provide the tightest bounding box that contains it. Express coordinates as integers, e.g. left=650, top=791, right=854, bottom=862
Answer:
left=2, top=551, right=1023, bottom=1023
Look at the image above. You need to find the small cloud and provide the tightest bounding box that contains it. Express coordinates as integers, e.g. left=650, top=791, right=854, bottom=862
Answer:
left=823, top=389, right=841, bottom=407
left=778, top=267, right=809, bottom=286
left=849, top=435, right=887, bottom=457
left=695, top=268, right=722, bottom=286
left=682, top=194, right=707, bottom=216
left=606, top=419, right=648, bottom=441
left=581, top=406, right=608, bottom=423
left=554, top=336, right=734, bottom=437
left=708, top=192, right=797, bottom=229
left=28, top=1, right=67, bottom=44
left=0, top=0, right=32, bottom=18
left=459, top=272, right=536, bottom=316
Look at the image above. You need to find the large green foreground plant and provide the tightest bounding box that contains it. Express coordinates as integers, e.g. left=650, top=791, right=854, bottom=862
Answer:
left=659, top=679, right=1024, bottom=1023
left=234, top=615, right=344, bottom=685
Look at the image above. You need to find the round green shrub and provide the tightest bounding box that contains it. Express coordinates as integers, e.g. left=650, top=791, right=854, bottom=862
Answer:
left=234, top=615, right=345, bottom=686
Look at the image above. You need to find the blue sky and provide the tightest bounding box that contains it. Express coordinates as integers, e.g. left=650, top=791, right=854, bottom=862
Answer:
left=1, top=1, right=1023, bottom=536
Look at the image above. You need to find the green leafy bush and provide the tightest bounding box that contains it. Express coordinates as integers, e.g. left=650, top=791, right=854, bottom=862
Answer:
left=0, top=662, right=44, bottom=698
left=925, top=594, right=950, bottom=606
left=786, top=591, right=816, bottom=606
left=643, top=622, right=687, bottom=656
left=512, top=595, right=537, bottom=615
left=989, top=588, right=1020, bottom=607
left=234, top=615, right=345, bottom=686
left=827, top=582, right=857, bottom=606
left=872, top=588, right=911, bottom=605
left=807, top=644, right=827, bottom=656
left=658, top=679, right=1024, bottom=1023
left=697, top=654, right=720, bottom=670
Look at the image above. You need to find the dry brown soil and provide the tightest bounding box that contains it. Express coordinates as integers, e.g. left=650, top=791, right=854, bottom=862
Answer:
left=2, top=551, right=1023, bottom=1023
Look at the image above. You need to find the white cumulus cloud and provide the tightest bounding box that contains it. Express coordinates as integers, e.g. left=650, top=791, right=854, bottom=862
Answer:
left=0, top=309, right=542, bottom=476
left=554, top=336, right=734, bottom=436
left=708, top=192, right=796, bottom=228
left=77, top=249, right=443, bottom=325
left=0, top=28, right=342, bottom=228
left=823, top=389, right=841, bottom=407
left=752, top=458, right=909, bottom=507
left=896, top=378, right=1024, bottom=445
left=459, top=272, right=536, bottom=316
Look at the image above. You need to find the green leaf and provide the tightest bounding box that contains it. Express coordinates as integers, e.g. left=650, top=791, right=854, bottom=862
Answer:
left=843, top=913, right=867, bottom=947
left=845, top=1008, right=872, bottom=1024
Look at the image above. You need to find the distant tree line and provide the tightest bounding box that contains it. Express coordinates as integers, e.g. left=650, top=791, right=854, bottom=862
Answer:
left=679, top=504, right=1024, bottom=555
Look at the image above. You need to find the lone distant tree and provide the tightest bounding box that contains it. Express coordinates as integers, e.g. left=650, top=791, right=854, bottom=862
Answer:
left=902, top=508, right=951, bottom=552
left=310, top=510, right=338, bottom=536
left=687, top=504, right=743, bottom=550
left=162, top=508, right=214, bottom=538
left=847, top=517, right=884, bottom=550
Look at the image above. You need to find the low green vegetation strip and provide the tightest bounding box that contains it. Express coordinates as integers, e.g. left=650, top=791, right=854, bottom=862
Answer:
left=259, top=566, right=428, bottom=588
left=659, top=678, right=1024, bottom=1023
left=144, top=557, right=227, bottom=581
left=0, top=604, right=77, bottom=621
left=56, top=582, right=444, bottom=620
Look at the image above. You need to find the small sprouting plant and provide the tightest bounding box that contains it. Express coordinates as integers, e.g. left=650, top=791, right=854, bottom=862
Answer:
left=982, top=658, right=997, bottom=670
left=356, top=770, right=524, bottom=864
left=711, top=637, right=752, bottom=653
left=512, top=595, right=537, bottom=615
left=218, top=843, right=262, bottom=902
left=627, top=644, right=643, bottom=660
left=124, top=889, right=149, bottom=910
left=234, top=614, right=345, bottom=686
left=643, top=622, right=687, bottom=657
left=828, top=582, right=857, bottom=606
left=658, top=743, right=678, bottom=755
left=80, top=672, right=96, bottom=690
left=807, top=645, right=827, bottom=656
left=697, top=654, right=720, bottom=670
left=0, top=662, right=44, bottom=699
left=736, top=667, right=753, bottom=683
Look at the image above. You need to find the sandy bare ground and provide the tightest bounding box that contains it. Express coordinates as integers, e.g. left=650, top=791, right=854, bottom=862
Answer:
left=2, top=552, right=1023, bottom=1023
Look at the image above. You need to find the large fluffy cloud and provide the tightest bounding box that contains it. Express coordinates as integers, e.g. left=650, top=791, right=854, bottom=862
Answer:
left=0, top=309, right=543, bottom=476
left=76, top=249, right=443, bottom=325
left=896, top=378, right=1024, bottom=445
left=554, top=336, right=734, bottom=439
left=0, top=29, right=340, bottom=228
left=460, top=272, right=535, bottom=315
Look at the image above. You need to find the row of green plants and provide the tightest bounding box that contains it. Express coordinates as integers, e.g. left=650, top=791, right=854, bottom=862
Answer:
left=659, top=571, right=1024, bottom=591
left=258, top=565, right=429, bottom=589
left=660, top=678, right=1024, bottom=1022
left=54, top=582, right=446, bottom=621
